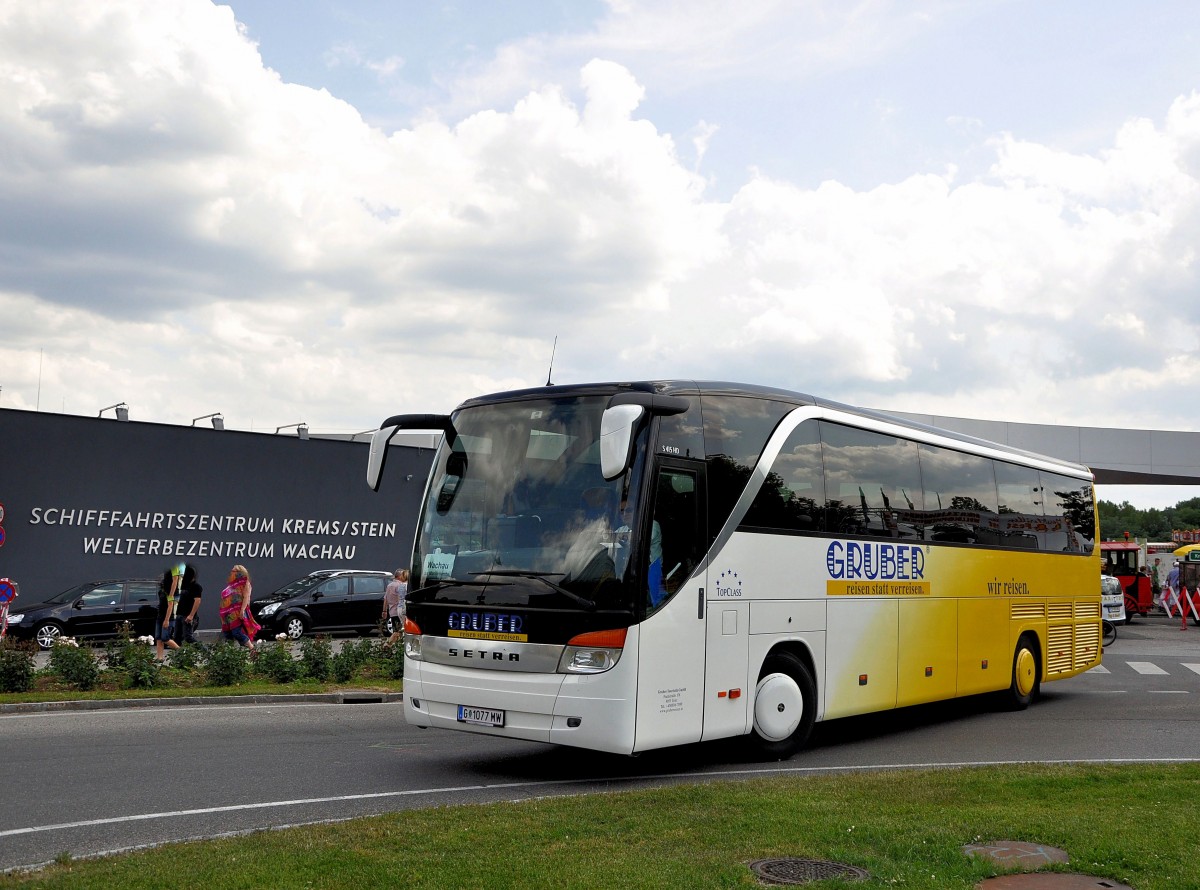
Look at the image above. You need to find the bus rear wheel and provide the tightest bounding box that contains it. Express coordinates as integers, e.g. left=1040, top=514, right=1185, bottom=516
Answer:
left=1004, top=634, right=1041, bottom=710
left=749, top=652, right=816, bottom=761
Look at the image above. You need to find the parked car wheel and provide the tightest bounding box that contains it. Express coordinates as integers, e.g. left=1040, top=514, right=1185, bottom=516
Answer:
left=35, top=621, right=64, bottom=650
left=284, top=615, right=307, bottom=640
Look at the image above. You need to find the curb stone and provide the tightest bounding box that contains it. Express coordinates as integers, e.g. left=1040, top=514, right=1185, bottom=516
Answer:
left=0, top=691, right=403, bottom=714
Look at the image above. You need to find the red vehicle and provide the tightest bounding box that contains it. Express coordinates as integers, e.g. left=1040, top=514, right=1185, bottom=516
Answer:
left=1101, top=541, right=1154, bottom=620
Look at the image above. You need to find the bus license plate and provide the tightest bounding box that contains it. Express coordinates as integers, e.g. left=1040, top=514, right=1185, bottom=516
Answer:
left=458, top=705, right=505, bottom=727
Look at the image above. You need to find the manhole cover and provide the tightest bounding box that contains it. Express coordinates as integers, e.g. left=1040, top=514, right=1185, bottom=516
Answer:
left=749, top=858, right=869, bottom=885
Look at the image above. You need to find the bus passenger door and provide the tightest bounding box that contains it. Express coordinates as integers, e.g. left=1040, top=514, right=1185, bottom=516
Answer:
left=702, top=598, right=749, bottom=741
left=633, top=462, right=707, bottom=752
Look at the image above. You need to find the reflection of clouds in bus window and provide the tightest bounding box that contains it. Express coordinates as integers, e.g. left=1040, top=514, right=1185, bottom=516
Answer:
left=703, top=396, right=795, bottom=540
left=917, top=445, right=996, bottom=512
left=745, top=419, right=825, bottom=532
left=1040, top=471, right=1095, bottom=553
left=701, top=396, right=793, bottom=467
left=995, top=462, right=1041, bottom=515
left=915, top=444, right=996, bottom=544
left=561, top=518, right=614, bottom=582
left=819, top=423, right=921, bottom=538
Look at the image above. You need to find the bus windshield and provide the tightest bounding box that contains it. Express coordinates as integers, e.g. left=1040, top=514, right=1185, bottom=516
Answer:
left=409, top=395, right=646, bottom=614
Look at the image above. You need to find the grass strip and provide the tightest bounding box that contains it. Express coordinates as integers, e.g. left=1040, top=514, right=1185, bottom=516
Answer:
left=4, top=763, right=1198, bottom=889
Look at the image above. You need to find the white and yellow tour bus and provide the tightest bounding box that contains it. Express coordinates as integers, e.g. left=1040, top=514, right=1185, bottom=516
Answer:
left=367, top=381, right=1101, bottom=758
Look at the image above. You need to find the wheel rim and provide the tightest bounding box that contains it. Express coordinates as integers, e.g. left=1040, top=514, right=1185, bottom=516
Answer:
left=753, top=672, right=804, bottom=742
left=286, top=618, right=304, bottom=639
left=1014, top=646, right=1036, bottom=696
left=36, top=624, right=61, bottom=649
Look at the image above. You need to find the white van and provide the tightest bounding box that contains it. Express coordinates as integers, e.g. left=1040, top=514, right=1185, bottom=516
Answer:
left=1102, top=574, right=1127, bottom=624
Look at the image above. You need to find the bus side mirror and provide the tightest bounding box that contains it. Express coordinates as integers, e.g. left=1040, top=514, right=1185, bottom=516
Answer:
left=367, top=425, right=400, bottom=491
left=599, top=392, right=689, bottom=481
left=366, top=413, right=455, bottom=491
left=600, top=404, right=645, bottom=481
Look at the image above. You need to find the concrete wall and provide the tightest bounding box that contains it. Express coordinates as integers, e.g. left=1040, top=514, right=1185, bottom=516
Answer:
left=0, top=408, right=434, bottom=628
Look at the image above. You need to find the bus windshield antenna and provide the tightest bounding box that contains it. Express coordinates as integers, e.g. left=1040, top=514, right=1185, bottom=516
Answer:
left=546, top=336, right=557, bottom=386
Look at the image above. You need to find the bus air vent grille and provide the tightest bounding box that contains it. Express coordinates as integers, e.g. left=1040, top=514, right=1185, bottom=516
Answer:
left=1048, top=602, right=1073, bottom=621
left=1075, top=601, right=1101, bottom=619
left=1047, top=625, right=1074, bottom=674
left=1011, top=602, right=1045, bottom=621
left=1074, top=624, right=1100, bottom=668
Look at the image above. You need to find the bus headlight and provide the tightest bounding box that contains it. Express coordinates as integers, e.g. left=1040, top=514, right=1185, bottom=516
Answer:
left=403, top=617, right=423, bottom=661
left=558, top=628, right=627, bottom=674
left=559, top=646, right=622, bottom=674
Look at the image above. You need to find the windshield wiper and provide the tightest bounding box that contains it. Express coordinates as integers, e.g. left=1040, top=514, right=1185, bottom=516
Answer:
left=409, top=577, right=488, bottom=602
left=471, top=570, right=596, bottom=610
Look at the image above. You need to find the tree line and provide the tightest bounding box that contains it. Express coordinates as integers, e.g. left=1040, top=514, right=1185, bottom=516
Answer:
left=1098, top=496, right=1200, bottom=541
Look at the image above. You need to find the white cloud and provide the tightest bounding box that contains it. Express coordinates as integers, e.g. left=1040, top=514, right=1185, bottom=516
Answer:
left=0, top=0, right=1198, bottom=454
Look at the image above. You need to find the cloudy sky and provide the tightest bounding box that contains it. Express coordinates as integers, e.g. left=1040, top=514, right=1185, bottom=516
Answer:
left=1, top=1, right=1198, bottom=508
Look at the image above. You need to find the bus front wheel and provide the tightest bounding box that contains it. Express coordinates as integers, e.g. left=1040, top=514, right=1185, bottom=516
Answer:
left=1005, top=634, right=1041, bottom=711
left=749, top=652, right=816, bottom=761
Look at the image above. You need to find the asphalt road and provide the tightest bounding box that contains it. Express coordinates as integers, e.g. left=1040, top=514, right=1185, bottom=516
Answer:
left=3, top=615, right=1199, bottom=872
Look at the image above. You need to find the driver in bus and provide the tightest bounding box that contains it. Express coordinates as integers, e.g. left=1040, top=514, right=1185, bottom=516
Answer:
left=616, top=500, right=667, bottom=608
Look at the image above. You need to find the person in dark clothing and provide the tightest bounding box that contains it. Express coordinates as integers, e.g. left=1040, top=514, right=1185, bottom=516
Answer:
left=173, top=563, right=202, bottom=645
left=156, top=563, right=183, bottom=662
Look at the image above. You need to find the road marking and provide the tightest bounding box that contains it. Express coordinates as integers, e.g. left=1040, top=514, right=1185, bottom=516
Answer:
left=1127, top=662, right=1168, bottom=675
left=6, top=757, right=1200, bottom=841
left=1183, top=664, right=1200, bottom=676
left=1088, top=665, right=1111, bottom=673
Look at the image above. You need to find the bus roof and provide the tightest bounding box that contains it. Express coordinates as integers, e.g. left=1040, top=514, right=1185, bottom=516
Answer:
left=456, top=380, right=1093, bottom=480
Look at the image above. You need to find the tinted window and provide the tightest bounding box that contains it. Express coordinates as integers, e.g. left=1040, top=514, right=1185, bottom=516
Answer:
left=702, top=396, right=793, bottom=540
left=353, top=575, right=387, bottom=595
left=820, top=423, right=922, bottom=538
left=80, top=584, right=122, bottom=607
left=917, top=444, right=997, bottom=544
left=655, top=400, right=705, bottom=461
left=315, top=578, right=349, bottom=596
left=744, top=419, right=825, bottom=532
left=1041, top=472, right=1095, bottom=553
left=994, top=462, right=1043, bottom=550
left=126, top=583, right=159, bottom=606
left=647, top=466, right=702, bottom=616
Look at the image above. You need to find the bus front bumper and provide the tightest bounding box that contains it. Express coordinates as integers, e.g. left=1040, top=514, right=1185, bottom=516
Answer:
left=402, top=653, right=638, bottom=755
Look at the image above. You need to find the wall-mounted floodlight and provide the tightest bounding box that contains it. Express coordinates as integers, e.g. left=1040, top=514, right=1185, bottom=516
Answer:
left=98, top=402, right=129, bottom=421
left=275, top=422, right=309, bottom=440
left=192, top=412, right=225, bottom=430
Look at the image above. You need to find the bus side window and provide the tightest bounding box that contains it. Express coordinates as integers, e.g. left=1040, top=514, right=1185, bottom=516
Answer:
left=1039, top=471, right=1094, bottom=553
left=648, top=467, right=701, bottom=613
left=916, top=443, right=996, bottom=545
left=744, top=418, right=824, bottom=533
left=995, top=462, right=1044, bottom=550
left=701, top=395, right=793, bottom=548
left=819, top=422, right=922, bottom=539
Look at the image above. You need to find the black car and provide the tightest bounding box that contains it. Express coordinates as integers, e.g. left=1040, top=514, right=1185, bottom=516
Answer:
left=250, top=570, right=393, bottom=640
left=5, top=579, right=161, bottom=649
